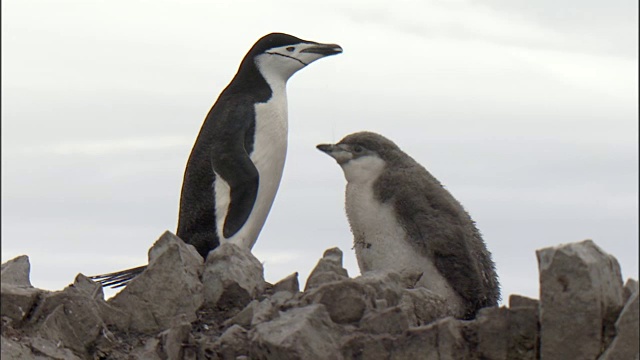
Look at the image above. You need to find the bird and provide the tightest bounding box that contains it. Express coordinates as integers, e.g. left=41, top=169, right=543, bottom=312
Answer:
left=90, top=33, right=342, bottom=288
left=316, top=131, right=499, bottom=319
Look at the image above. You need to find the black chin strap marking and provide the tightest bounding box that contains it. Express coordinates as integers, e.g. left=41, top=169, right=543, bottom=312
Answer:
left=266, top=52, right=308, bottom=66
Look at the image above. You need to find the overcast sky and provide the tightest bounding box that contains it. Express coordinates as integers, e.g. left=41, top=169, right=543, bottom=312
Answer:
left=2, top=0, right=638, bottom=301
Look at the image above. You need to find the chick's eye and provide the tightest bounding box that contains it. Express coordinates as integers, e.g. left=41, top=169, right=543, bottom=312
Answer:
left=353, top=145, right=363, bottom=153
left=286, top=46, right=295, bottom=52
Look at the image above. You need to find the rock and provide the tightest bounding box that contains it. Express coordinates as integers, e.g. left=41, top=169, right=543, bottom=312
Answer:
left=623, top=278, right=639, bottom=303
left=251, top=298, right=278, bottom=326
left=272, top=272, right=300, bottom=294
left=464, top=305, right=538, bottom=360
left=471, top=307, right=509, bottom=360
left=398, top=287, right=450, bottom=326
left=599, top=289, right=639, bottom=360
left=1, top=284, right=44, bottom=323
left=224, top=300, right=258, bottom=329
left=250, top=304, right=342, bottom=360
left=210, top=324, right=250, bottom=359
left=29, top=336, right=85, bottom=360
left=304, top=247, right=349, bottom=291
left=1, top=255, right=32, bottom=287
left=340, top=333, right=396, bottom=360
left=109, top=231, right=204, bottom=334
left=508, top=294, right=539, bottom=309
left=537, top=239, right=625, bottom=360
left=353, top=271, right=410, bottom=308
left=157, top=322, right=193, bottom=360
left=1, top=335, right=38, bottom=360
left=391, top=317, right=468, bottom=360
left=202, top=242, right=265, bottom=310
left=302, top=279, right=368, bottom=324
left=128, top=338, right=163, bottom=360
left=26, top=274, right=123, bottom=356
left=507, top=305, right=539, bottom=360
left=359, top=306, right=409, bottom=335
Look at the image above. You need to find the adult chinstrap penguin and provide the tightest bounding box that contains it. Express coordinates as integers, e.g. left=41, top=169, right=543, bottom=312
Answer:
left=317, top=131, right=500, bottom=319
left=91, top=33, right=342, bottom=288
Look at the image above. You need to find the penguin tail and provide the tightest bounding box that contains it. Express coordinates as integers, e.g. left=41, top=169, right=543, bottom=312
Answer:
left=89, top=265, right=147, bottom=288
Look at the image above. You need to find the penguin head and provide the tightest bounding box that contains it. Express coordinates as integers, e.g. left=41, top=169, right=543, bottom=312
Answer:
left=248, top=33, right=342, bottom=82
left=317, top=131, right=401, bottom=183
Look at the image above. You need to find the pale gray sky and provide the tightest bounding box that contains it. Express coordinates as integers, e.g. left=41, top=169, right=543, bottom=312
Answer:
left=2, top=0, right=638, bottom=301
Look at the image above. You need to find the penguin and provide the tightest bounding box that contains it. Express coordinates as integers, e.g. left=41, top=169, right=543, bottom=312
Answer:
left=316, top=131, right=500, bottom=319
left=91, top=33, right=342, bottom=287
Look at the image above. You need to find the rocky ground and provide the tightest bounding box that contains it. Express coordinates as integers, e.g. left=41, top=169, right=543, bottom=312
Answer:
left=1, top=232, right=638, bottom=359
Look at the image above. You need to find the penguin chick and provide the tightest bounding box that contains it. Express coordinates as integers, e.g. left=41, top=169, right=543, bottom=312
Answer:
left=91, top=33, right=342, bottom=288
left=317, top=131, right=500, bottom=319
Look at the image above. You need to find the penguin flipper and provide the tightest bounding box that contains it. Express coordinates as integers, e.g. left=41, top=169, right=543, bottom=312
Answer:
left=209, top=96, right=260, bottom=239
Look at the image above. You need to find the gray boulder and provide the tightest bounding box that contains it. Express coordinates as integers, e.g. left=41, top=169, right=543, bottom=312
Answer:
left=302, top=279, right=369, bottom=324
left=599, top=289, right=639, bottom=360
left=398, top=287, right=450, bottom=326
left=537, top=239, right=625, bottom=360
left=304, top=247, right=349, bottom=291
left=359, top=306, right=409, bottom=335
left=1, top=255, right=32, bottom=287
left=108, top=231, right=204, bottom=334
left=202, top=242, right=265, bottom=310
left=391, top=317, right=468, bottom=360
left=1, top=255, right=46, bottom=323
left=250, top=304, right=343, bottom=360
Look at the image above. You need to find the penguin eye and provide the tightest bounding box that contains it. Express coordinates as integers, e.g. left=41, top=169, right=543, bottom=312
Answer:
left=353, top=145, right=364, bottom=154
left=286, top=46, right=295, bottom=52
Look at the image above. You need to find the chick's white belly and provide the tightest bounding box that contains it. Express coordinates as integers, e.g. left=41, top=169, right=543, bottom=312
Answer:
left=346, top=182, right=463, bottom=312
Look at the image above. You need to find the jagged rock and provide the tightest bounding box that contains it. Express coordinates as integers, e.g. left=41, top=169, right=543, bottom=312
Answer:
left=1, top=285, right=45, bottom=323
left=464, top=305, right=538, bottom=360
left=391, top=317, right=468, bottom=360
left=353, top=271, right=410, bottom=308
left=302, top=279, right=368, bottom=324
left=1, top=336, right=73, bottom=360
left=250, top=304, right=342, bottom=360
left=210, top=324, right=250, bottom=359
left=304, top=247, right=349, bottom=291
left=109, top=231, right=204, bottom=334
left=398, top=287, right=449, bottom=326
left=623, top=278, right=639, bottom=303
left=471, top=307, right=509, bottom=359
left=128, top=338, right=163, bottom=360
left=272, top=272, right=300, bottom=294
left=202, top=242, right=265, bottom=310
left=251, top=298, right=278, bottom=326
left=359, top=306, right=409, bottom=335
left=537, top=240, right=625, bottom=360
left=341, top=333, right=396, bottom=360
left=1, top=255, right=32, bottom=287
left=157, top=322, right=194, bottom=360
left=599, top=289, right=639, bottom=360
left=25, top=274, right=124, bottom=356
left=507, top=305, right=539, bottom=360
left=224, top=299, right=258, bottom=329
left=1, top=255, right=45, bottom=323
left=508, top=294, right=539, bottom=309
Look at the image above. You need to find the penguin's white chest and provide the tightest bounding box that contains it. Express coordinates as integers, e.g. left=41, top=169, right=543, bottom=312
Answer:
left=343, top=173, right=464, bottom=314
left=345, top=181, right=420, bottom=274
left=215, top=83, right=288, bottom=249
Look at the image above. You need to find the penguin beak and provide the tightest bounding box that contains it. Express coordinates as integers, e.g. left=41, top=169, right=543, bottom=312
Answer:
left=316, top=143, right=352, bottom=164
left=300, top=43, right=343, bottom=57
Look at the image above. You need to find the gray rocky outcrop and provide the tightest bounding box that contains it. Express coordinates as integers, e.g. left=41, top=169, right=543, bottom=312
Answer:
left=537, top=239, right=625, bottom=360
left=108, top=231, right=204, bottom=334
left=1, top=235, right=637, bottom=359
left=202, top=242, right=265, bottom=310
